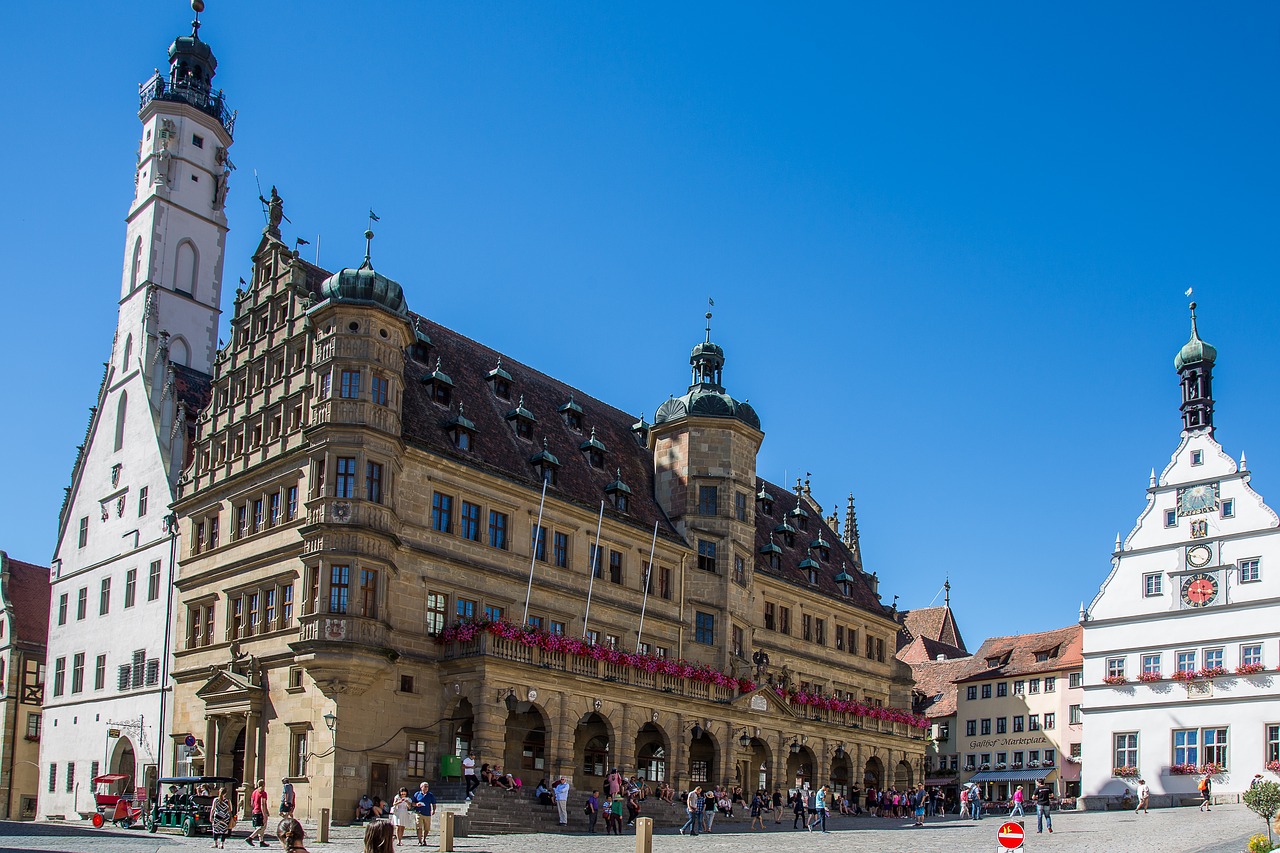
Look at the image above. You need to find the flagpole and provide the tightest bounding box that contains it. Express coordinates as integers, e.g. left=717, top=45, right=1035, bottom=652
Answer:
left=581, top=501, right=605, bottom=639
left=521, top=479, right=549, bottom=626
left=635, top=520, right=660, bottom=653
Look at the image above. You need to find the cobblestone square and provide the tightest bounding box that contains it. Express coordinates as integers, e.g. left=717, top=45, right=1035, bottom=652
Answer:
left=0, top=805, right=1263, bottom=853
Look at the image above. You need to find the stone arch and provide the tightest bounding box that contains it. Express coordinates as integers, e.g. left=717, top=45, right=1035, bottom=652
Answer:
left=864, top=755, right=884, bottom=790
left=114, top=392, right=128, bottom=452
left=741, top=736, right=772, bottom=793
left=449, top=697, right=475, bottom=757
left=635, top=722, right=669, bottom=784
left=129, top=237, right=143, bottom=293
left=573, top=711, right=615, bottom=788
left=122, top=334, right=133, bottom=373
left=169, top=335, right=190, bottom=367
left=503, top=701, right=549, bottom=788
left=895, top=759, right=913, bottom=789
left=688, top=725, right=719, bottom=788
left=786, top=744, right=817, bottom=789
left=174, top=239, right=199, bottom=297
left=830, top=751, right=853, bottom=795
left=109, top=736, right=137, bottom=781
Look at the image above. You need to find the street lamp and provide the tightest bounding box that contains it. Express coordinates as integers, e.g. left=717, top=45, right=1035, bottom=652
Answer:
left=323, top=712, right=337, bottom=740
left=738, top=728, right=751, bottom=749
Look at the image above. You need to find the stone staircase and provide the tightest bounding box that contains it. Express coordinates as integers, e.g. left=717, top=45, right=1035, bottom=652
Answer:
left=457, top=786, right=703, bottom=835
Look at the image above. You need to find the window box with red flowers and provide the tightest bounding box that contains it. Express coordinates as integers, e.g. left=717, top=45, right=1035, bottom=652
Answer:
left=1169, top=763, right=1199, bottom=775
left=1102, top=675, right=1128, bottom=686
left=1137, top=672, right=1162, bottom=683
left=1266, top=760, right=1280, bottom=774
left=1199, top=762, right=1225, bottom=775
left=1112, top=766, right=1140, bottom=778
left=1196, top=666, right=1227, bottom=679
left=1235, top=662, right=1265, bottom=675
left=1172, top=670, right=1197, bottom=682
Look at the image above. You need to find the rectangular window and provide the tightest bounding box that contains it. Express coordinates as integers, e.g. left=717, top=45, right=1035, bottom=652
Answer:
left=99, top=577, right=111, bottom=616
left=264, top=588, right=277, bottom=629
left=365, top=462, right=383, bottom=504
left=981, top=683, right=992, bottom=699
left=318, top=372, right=331, bottom=399
left=980, top=719, right=992, bottom=735
left=76, top=587, right=88, bottom=620
left=269, top=492, right=281, bottom=525
left=305, top=567, right=319, bottom=615
left=47, top=764, right=55, bottom=794
left=1240, top=558, right=1261, bottom=583
left=432, top=492, right=453, bottom=533
left=815, top=618, right=825, bottom=645
left=66, top=762, right=74, bottom=793
left=1267, top=724, right=1280, bottom=765
left=1143, top=573, right=1163, bottom=597
left=371, top=374, right=388, bottom=406
left=1106, top=658, right=1125, bottom=679
left=698, top=485, right=719, bottom=516
left=1013, top=679, right=1025, bottom=694
left=778, top=606, right=790, bottom=635
left=659, top=566, right=672, bottom=600
left=340, top=369, right=361, bottom=399
left=733, top=555, right=745, bottom=584
left=965, top=720, right=976, bottom=737
left=1045, top=712, right=1056, bottom=729
left=27, top=713, right=41, bottom=740
left=287, top=486, right=298, bottom=520
left=455, top=598, right=476, bottom=619
left=996, top=717, right=1008, bottom=734
left=94, top=654, right=106, bottom=690
left=697, top=540, right=717, bottom=573
left=253, top=499, right=264, bottom=532
left=1069, top=671, right=1083, bottom=689
left=1070, top=704, right=1082, bottom=725
left=1029, top=678, right=1041, bottom=693
left=1242, top=644, right=1263, bottom=667
left=735, top=492, right=747, bottom=522
left=489, top=510, right=508, bottom=550
left=802, top=614, right=813, bottom=642
left=1177, top=650, right=1197, bottom=673
left=290, top=730, right=309, bottom=778
left=52, top=658, right=65, bottom=697
left=1203, top=727, right=1229, bottom=768
left=78, top=517, right=88, bottom=548
left=966, top=685, right=977, bottom=701
left=123, top=569, right=137, bottom=609
left=1142, top=653, right=1161, bottom=675
left=335, top=457, right=357, bottom=498
left=1045, top=676, right=1056, bottom=693
left=553, top=531, right=569, bottom=567
left=764, top=602, right=775, bottom=631
left=550, top=620, right=566, bottom=636
left=1173, top=728, right=1199, bottom=766
left=247, top=592, right=260, bottom=635
left=731, top=625, right=744, bottom=657
left=1203, top=647, right=1224, bottom=669
left=71, top=653, right=85, bottom=694
left=996, top=681, right=1008, bottom=697
left=57, top=594, right=67, bottom=626
left=425, top=593, right=447, bottom=636
left=533, top=526, right=547, bottom=562
left=231, top=597, right=243, bottom=639
left=280, top=584, right=293, bottom=627
left=328, top=565, right=350, bottom=614
left=1029, top=714, right=1040, bottom=731
left=695, top=611, right=715, bottom=645
left=355, top=569, right=377, bottom=618
left=1222, top=498, right=1235, bottom=518
left=1164, top=509, right=1177, bottom=528
left=406, top=738, right=428, bottom=778
left=460, top=501, right=481, bottom=541
left=835, top=625, right=845, bottom=651
left=138, top=486, right=148, bottom=517
left=609, top=550, right=623, bottom=584
left=483, top=604, right=504, bottom=621
left=1013, top=716, right=1024, bottom=733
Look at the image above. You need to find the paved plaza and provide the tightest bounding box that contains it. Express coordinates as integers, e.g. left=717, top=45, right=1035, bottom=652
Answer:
left=0, top=805, right=1265, bottom=853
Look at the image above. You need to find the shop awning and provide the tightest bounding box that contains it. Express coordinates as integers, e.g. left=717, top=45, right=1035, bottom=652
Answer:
left=925, top=777, right=957, bottom=786
left=967, top=768, right=1053, bottom=783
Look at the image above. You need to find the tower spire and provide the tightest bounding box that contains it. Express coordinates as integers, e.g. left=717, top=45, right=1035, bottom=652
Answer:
left=1174, top=301, right=1217, bottom=434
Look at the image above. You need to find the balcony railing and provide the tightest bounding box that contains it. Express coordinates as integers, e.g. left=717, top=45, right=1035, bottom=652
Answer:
left=139, top=73, right=236, bottom=136
left=298, top=613, right=389, bottom=647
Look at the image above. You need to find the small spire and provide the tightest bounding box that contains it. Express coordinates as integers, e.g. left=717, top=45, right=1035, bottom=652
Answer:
left=1241, top=451, right=1248, bottom=471
left=458, top=403, right=465, bottom=416
left=1149, top=468, right=1156, bottom=488
left=803, top=473, right=812, bottom=497
left=542, top=437, right=549, bottom=450
left=191, top=0, right=204, bottom=37
left=361, top=228, right=375, bottom=269
left=1189, top=300, right=1200, bottom=340
left=1114, top=532, right=1122, bottom=553
left=944, top=577, right=951, bottom=607
left=616, top=467, right=622, bottom=479
left=705, top=297, right=714, bottom=342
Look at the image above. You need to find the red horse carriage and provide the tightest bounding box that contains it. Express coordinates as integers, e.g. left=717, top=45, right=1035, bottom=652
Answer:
left=91, top=773, right=144, bottom=828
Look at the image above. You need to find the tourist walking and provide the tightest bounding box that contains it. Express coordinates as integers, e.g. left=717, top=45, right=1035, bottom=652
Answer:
left=411, top=782, right=436, bottom=846
left=811, top=785, right=829, bottom=833
left=792, top=788, right=806, bottom=829
left=585, top=790, right=599, bottom=833
left=702, top=788, right=717, bottom=833
left=679, top=787, right=702, bottom=836
left=1033, top=780, right=1054, bottom=833
left=1010, top=785, right=1024, bottom=817
left=959, top=785, right=969, bottom=819
left=912, top=785, right=926, bottom=826
left=280, top=779, right=296, bottom=818
left=390, top=788, right=412, bottom=846
left=209, top=787, right=232, bottom=849
left=1136, top=779, right=1150, bottom=814
left=750, top=790, right=767, bottom=830
left=463, top=753, right=478, bottom=800
left=772, top=789, right=784, bottom=823
left=1198, top=773, right=1212, bottom=811
left=970, top=784, right=983, bottom=820
left=245, top=780, right=269, bottom=847
left=553, top=777, right=571, bottom=826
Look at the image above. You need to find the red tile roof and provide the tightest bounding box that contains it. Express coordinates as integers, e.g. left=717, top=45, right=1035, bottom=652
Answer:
left=897, top=605, right=967, bottom=654
left=897, top=634, right=969, bottom=666
left=909, top=655, right=972, bottom=718
left=0, top=552, right=51, bottom=645
left=956, top=625, right=1082, bottom=683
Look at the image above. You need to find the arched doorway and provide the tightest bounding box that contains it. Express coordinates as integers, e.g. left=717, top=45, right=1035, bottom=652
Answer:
left=109, top=738, right=136, bottom=782
left=864, top=756, right=884, bottom=790
left=895, top=759, right=913, bottom=789
left=451, top=698, right=474, bottom=758
left=504, top=705, right=548, bottom=787
left=688, top=728, right=718, bottom=788
left=636, top=723, right=669, bottom=783
left=786, top=745, right=816, bottom=790
left=230, top=728, right=246, bottom=785
left=738, top=737, right=771, bottom=793
left=830, top=753, right=853, bottom=795
left=573, top=712, right=612, bottom=787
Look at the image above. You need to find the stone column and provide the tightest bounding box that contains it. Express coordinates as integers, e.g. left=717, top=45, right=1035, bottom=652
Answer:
left=472, top=692, right=506, bottom=769
left=775, top=731, right=790, bottom=791
left=242, top=711, right=259, bottom=818
left=551, top=692, right=575, bottom=780
left=672, top=713, right=686, bottom=788
left=618, top=703, right=636, bottom=776
left=204, top=716, right=218, bottom=777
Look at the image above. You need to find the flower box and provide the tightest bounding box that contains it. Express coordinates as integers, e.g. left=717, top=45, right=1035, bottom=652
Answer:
left=1235, top=662, right=1265, bottom=675
left=1266, top=760, right=1280, bottom=774
left=1199, top=762, right=1224, bottom=775
left=1169, top=763, right=1199, bottom=775
left=1103, top=675, right=1128, bottom=685
left=1196, top=666, right=1227, bottom=679
left=1112, top=766, right=1140, bottom=778
left=1172, top=670, right=1197, bottom=682
left=1029, top=761, right=1041, bottom=768
left=1138, top=672, right=1162, bottom=683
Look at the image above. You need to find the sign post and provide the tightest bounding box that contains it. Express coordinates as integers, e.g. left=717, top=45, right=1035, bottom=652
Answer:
left=997, top=820, right=1025, bottom=850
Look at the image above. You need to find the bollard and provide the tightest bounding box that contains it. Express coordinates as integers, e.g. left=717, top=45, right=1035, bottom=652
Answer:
left=635, top=816, right=653, bottom=853
left=440, top=811, right=454, bottom=852
left=318, top=808, right=330, bottom=844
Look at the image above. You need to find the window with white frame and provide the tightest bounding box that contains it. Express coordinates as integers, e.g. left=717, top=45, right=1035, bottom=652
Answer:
left=1143, top=573, right=1163, bottom=597
left=1191, top=450, right=1204, bottom=466
left=1203, top=728, right=1228, bottom=768
left=1069, top=704, right=1082, bottom=725
left=1203, top=648, right=1224, bottom=670
left=1239, top=558, right=1261, bottom=583
left=1267, top=724, right=1279, bottom=765
left=1173, top=729, right=1198, bottom=765
left=1106, top=658, right=1125, bottom=678
left=1221, top=498, right=1235, bottom=519
left=1164, top=509, right=1177, bottom=528
left=1069, top=671, right=1083, bottom=689
left=1242, top=644, right=1263, bottom=667
left=1142, top=654, right=1161, bottom=676
left=1177, top=651, right=1196, bottom=673
left=1114, top=732, right=1138, bottom=768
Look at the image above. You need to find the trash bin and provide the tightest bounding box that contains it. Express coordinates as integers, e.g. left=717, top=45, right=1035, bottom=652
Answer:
left=440, top=754, right=462, bottom=779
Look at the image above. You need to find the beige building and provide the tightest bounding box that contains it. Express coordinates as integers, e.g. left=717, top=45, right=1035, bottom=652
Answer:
left=168, top=221, right=925, bottom=821
left=0, top=552, right=50, bottom=819
left=954, top=625, right=1084, bottom=802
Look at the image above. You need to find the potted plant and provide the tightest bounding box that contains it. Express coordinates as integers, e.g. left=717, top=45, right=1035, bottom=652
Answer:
left=1103, top=674, right=1128, bottom=685
left=1236, top=662, right=1266, bottom=675
left=1112, top=766, right=1139, bottom=778
left=1138, top=671, right=1162, bottom=683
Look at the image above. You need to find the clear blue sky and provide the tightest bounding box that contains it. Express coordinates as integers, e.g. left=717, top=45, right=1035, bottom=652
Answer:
left=2, top=2, right=1278, bottom=649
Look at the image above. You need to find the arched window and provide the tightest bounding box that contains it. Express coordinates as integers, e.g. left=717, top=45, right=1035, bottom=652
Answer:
left=114, top=393, right=128, bottom=452
left=169, top=336, right=190, bottom=367
left=129, top=238, right=143, bottom=292
left=174, top=241, right=198, bottom=297
left=122, top=334, right=133, bottom=372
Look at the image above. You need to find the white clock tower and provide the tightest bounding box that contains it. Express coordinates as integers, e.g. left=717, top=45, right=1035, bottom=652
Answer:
left=1080, top=304, right=1280, bottom=808
left=40, top=1, right=232, bottom=818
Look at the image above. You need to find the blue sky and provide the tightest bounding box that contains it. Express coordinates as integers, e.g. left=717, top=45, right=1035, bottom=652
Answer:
left=1, top=2, right=1278, bottom=649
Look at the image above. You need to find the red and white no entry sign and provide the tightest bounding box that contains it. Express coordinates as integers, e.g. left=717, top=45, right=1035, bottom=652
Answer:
left=997, top=820, right=1025, bottom=849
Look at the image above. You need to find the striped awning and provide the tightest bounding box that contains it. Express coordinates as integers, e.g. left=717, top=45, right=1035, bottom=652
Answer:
left=967, top=768, right=1052, bottom=783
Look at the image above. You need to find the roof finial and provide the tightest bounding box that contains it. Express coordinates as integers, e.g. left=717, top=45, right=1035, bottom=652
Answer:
left=361, top=228, right=375, bottom=269
left=1189, top=300, right=1200, bottom=339
left=944, top=577, right=951, bottom=607
left=1241, top=451, right=1248, bottom=471
left=705, top=297, right=714, bottom=342
left=191, top=0, right=204, bottom=37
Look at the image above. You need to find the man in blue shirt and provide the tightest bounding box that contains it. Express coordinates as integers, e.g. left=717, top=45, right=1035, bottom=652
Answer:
left=412, top=782, right=437, bottom=847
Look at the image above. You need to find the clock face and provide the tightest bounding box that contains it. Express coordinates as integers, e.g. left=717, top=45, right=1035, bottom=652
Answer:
left=1186, top=545, right=1213, bottom=568
left=1181, top=573, right=1219, bottom=607
left=1177, top=483, right=1219, bottom=516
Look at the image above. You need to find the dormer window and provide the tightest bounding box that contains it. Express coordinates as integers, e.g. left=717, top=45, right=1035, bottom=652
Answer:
left=760, top=538, right=781, bottom=570
left=529, top=439, right=560, bottom=485
left=789, top=504, right=809, bottom=531
left=834, top=570, right=854, bottom=597
left=505, top=396, right=536, bottom=440
left=810, top=536, right=831, bottom=562
left=486, top=358, right=513, bottom=401
left=605, top=469, right=631, bottom=512
left=631, top=414, right=650, bottom=445
left=579, top=427, right=607, bottom=469
left=559, top=396, right=584, bottom=431
left=799, top=550, right=819, bottom=585
left=410, top=324, right=432, bottom=363
left=445, top=405, right=476, bottom=452
left=421, top=359, right=454, bottom=406
left=774, top=520, right=796, bottom=548
left=758, top=488, right=774, bottom=516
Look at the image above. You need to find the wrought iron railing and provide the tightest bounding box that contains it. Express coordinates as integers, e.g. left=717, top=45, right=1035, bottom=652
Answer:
left=139, top=73, right=236, bottom=136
